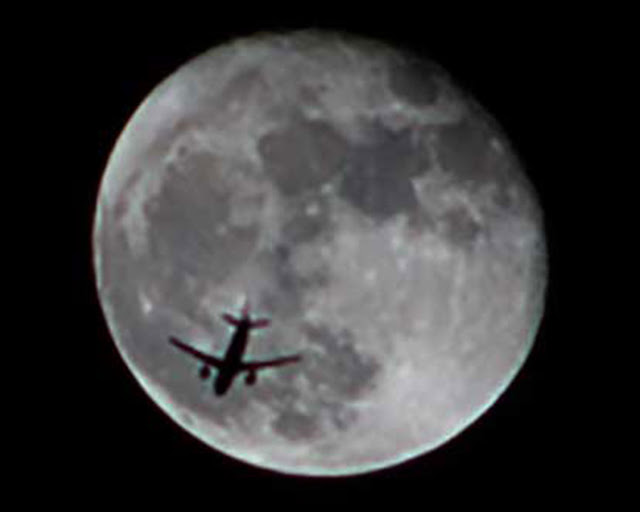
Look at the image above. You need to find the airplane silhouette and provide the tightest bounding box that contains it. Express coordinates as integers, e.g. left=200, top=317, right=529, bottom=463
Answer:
left=169, top=300, right=302, bottom=396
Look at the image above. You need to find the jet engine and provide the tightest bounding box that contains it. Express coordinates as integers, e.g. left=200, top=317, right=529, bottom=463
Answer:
left=199, top=365, right=211, bottom=380
left=245, top=371, right=257, bottom=386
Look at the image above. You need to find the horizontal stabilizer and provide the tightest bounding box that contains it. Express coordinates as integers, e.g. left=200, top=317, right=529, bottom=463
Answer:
left=221, top=313, right=271, bottom=329
left=250, top=318, right=271, bottom=329
left=221, top=313, right=241, bottom=326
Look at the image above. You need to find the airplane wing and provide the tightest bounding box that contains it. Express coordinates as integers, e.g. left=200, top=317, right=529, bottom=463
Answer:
left=241, top=354, right=302, bottom=372
left=169, top=336, right=224, bottom=368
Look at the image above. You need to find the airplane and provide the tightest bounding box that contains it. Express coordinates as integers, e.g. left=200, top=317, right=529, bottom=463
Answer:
left=169, top=300, right=302, bottom=396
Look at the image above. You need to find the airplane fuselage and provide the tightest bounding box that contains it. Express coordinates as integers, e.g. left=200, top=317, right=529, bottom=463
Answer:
left=214, top=321, right=251, bottom=395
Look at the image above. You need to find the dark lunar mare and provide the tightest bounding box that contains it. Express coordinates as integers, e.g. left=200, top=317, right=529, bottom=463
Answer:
left=268, top=322, right=382, bottom=442
left=337, top=124, right=431, bottom=223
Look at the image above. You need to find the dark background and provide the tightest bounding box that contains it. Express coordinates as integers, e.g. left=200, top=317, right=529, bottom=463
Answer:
left=51, top=5, right=600, bottom=504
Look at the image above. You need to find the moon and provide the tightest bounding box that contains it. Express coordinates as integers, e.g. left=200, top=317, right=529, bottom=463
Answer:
left=93, top=30, right=547, bottom=476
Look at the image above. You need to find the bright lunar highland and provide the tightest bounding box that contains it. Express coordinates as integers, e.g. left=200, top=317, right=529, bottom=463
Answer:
left=93, top=31, right=547, bottom=476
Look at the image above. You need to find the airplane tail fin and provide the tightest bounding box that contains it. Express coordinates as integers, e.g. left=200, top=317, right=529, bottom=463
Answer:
left=221, top=297, right=271, bottom=329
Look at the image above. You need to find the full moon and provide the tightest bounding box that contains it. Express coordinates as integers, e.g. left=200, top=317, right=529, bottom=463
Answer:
left=93, top=30, right=547, bottom=476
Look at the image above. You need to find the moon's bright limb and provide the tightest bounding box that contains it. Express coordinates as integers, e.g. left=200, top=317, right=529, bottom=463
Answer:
left=93, top=30, right=547, bottom=476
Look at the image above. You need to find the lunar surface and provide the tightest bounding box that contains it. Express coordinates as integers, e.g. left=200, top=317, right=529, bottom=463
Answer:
left=93, top=31, right=547, bottom=475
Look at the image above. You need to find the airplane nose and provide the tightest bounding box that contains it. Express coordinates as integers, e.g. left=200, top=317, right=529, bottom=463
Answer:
left=214, top=378, right=229, bottom=396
